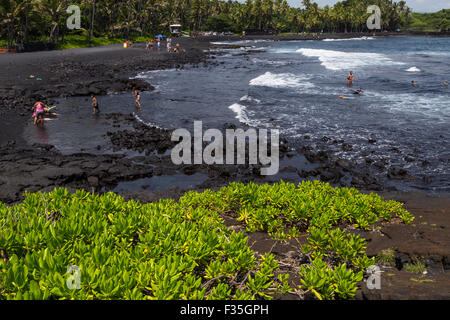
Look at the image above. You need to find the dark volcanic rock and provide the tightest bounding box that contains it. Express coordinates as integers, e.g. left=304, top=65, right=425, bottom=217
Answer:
left=341, top=143, right=353, bottom=152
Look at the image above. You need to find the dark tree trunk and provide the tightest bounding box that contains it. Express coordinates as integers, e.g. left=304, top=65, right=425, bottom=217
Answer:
left=24, top=0, right=30, bottom=44
left=89, top=0, right=96, bottom=42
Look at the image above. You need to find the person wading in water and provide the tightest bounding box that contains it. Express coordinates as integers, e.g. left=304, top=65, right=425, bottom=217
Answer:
left=91, top=95, right=100, bottom=114
left=347, top=71, right=354, bottom=88
left=134, top=89, right=141, bottom=108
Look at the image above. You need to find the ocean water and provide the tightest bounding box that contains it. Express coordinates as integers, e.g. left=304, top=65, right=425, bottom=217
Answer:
left=24, top=36, right=450, bottom=193
left=134, top=36, right=450, bottom=192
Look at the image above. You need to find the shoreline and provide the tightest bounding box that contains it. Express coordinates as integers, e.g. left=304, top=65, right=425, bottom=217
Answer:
left=1, top=34, right=449, bottom=299
left=1, top=34, right=447, bottom=202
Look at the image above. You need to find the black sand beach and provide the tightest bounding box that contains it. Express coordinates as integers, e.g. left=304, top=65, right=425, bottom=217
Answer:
left=1, top=34, right=449, bottom=299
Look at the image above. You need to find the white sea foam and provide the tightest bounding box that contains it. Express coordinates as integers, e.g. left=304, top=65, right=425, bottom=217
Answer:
left=249, top=72, right=314, bottom=89
left=211, top=41, right=240, bottom=45
left=240, top=95, right=261, bottom=104
left=296, top=48, right=404, bottom=71
left=388, top=93, right=449, bottom=113
left=251, top=58, right=289, bottom=66
left=322, top=36, right=375, bottom=42
left=228, top=103, right=251, bottom=125
left=135, top=69, right=177, bottom=79
left=406, top=67, right=421, bottom=72
left=270, top=48, right=298, bottom=54
left=363, top=90, right=449, bottom=119
left=133, top=112, right=163, bottom=129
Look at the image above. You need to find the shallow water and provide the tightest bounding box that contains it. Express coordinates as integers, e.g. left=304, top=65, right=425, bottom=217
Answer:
left=112, top=173, right=209, bottom=192
left=24, top=36, right=450, bottom=193
left=136, top=36, right=450, bottom=193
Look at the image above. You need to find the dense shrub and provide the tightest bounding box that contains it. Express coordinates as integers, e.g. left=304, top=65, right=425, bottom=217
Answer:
left=0, top=181, right=413, bottom=300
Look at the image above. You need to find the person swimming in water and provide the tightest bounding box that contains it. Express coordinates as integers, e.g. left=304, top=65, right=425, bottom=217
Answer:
left=411, top=81, right=417, bottom=86
left=444, top=81, right=448, bottom=87
left=353, top=87, right=363, bottom=95
left=347, top=72, right=354, bottom=87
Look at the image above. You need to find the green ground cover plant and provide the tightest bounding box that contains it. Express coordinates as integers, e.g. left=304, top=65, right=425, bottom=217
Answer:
left=404, top=258, right=426, bottom=274
left=181, top=180, right=414, bottom=299
left=56, top=35, right=124, bottom=50
left=0, top=181, right=414, bottom=300
left=376, top=248, right=396, bottom=267
left=0, top=189, right=288, bottom=300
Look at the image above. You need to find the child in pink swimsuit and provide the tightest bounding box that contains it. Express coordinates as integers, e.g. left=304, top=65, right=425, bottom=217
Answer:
left=33, top=101, right=47, bottom=125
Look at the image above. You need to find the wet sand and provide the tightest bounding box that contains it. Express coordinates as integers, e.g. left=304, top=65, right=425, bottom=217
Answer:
left=0, top=34, right=449, bottom=300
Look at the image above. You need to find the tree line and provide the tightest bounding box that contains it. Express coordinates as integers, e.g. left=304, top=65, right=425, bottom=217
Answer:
left=1, top=0, right=413, bottom=48
left=410, top=9, right=450, bottom=32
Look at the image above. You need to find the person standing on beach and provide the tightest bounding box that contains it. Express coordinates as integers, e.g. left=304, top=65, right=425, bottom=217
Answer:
left=174, top=42, right=181, bottom=53
left=347, top=72, right=354, bottom=87
left=134, top=89, right=141, bottom=108
left=157, top=38, right=161, bottom=52
left=91, top=95, right=100, bottom=114
left=167, top=37, right=172, bottom=53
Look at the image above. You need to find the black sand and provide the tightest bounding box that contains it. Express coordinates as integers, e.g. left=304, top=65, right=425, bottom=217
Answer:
left=1, top=34, right=449, bottom=299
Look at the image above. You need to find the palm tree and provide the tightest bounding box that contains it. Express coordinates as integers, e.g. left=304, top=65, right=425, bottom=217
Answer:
left=0, top=0, right=416, bottom=47
left=89, top=0, right=96, bottom=42
left=37, top=0, right=65, bottom=43
left=0, top=0, right=25, bottom=48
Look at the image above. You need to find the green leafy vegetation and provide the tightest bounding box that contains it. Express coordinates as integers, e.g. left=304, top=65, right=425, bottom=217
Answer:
left=0, top=188, right=289, bottom=300
left=410, top=276, right=434, bottom=283
left=177, top=180, right=414, bottom=299
left=409, top=10, right=450, bottom=31
left=376, top=248, right=396, bottom=267
left=0, top=181, right=414, bottom=300
left=1, top=0, right=415, bottom=49
left=56, top=34, right=125, bottom=50
left=404, top=258, right=426, bottom=274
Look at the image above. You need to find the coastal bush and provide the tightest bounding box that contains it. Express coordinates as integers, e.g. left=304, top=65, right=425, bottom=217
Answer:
left=404, top=258, right=427, bottom=274
left=179, top=180, right=414, bottom=299
left=376, top=248, right=396, bottom=267
left=0, top=181, right=413, bottom=300
left=0, top=189, right=289, bottom=300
